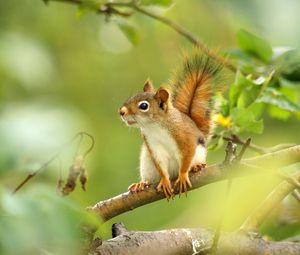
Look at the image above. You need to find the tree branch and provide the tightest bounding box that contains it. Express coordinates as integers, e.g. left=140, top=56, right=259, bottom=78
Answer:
left=45, top=0, right=236, bottom=72
left=240, top=170, right=300, bottom=232
left=223, top=134, right=297, bottom=155
left=91, top=225, right=300, bottom=255
left=89, top=145, right=300, bottom=222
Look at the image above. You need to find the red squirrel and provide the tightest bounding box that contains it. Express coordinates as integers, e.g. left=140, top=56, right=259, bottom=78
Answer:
left=119, top=51, right=222, bottom=198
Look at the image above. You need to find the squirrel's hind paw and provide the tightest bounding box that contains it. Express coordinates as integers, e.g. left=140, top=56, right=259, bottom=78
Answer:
left=190, top=163, right=206, bottom=173
left=128, top=181, right=150, bottom=192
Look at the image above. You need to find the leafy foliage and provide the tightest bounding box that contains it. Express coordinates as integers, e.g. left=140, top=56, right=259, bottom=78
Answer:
left=73, top=0, right=300, bottom=142
left=118, top=21, right=140, bottom=46
left=0, top=187, right=99, bottom=255
left=237, top=29, right=273, bottom=62
left=140, top=0, right=173, bottom=7
left=210, top=29, right=300, bottom=149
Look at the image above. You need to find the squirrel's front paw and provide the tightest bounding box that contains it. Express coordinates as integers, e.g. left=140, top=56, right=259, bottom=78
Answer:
left=175, top=172, right=192, bottom=196
left=128, top=181, right=150, bottom=192
left=156, top=177, right=173, bottom=200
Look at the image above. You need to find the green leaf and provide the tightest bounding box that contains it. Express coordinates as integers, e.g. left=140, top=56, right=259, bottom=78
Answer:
left=257, top=87, right=300, bottom=112
left=238, top=84, right=261, bottom=108
left=82, top=0, right=102, bottom=9
left=273, top=48, right=300, bottom=81
left=118, top=22, right=140, bottom=46
left=208, top=135, right=224, bottom=151
left=214, top=93, right=230, bottom=116
left=238, top=71, right=274, bottom=108
left=248, top=102, right=264, bottom=119
left=247, top=119, right=264, bottom=134
left=76, top=0, right=103, bottom=16
left=140, top=0, right=173, bottom=6
left=237, top=29, right=273, bottom=62
left=231, top=107, right=264, bottom=134
left=229, top=71, right=253, bottom=108
left=268, top=105, right=291, bottom=120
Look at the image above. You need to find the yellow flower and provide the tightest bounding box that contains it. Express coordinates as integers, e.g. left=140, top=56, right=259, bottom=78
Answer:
left=214, top=113, right=232, bottom=128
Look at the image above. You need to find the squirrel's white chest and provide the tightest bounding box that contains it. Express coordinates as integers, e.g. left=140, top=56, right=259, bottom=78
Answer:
left=142, top=124, right=181, bottom=179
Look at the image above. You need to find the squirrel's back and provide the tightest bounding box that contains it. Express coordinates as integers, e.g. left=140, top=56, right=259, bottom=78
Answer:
left=169, top=50, right=222, bottom=137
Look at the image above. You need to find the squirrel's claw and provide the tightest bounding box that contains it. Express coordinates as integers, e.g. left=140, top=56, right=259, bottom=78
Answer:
left=175, top=172, right=192, bottom=196
left=128, top=181, right=150, bottom=192
left=190, top=163, right=206, bottom=173
left=156, top=177, right=173, bottom=200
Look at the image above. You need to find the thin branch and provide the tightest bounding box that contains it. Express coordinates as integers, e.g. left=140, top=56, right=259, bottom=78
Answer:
left=12, top=131, right=94, bottom=194
left=91, top=225, right=300, bottom=255
left=223, top=134, right=296, bottom=155
left=292, top=190, right=300, bottom=203
left=240, top=170, right=300, bottom=232
left=89, top=145, right=300, bottom=222
left=45, top=0, right=236, bottom=72
left=278, top=172, right=300, bottom=189
left=210, top=139, right=250, bottom=255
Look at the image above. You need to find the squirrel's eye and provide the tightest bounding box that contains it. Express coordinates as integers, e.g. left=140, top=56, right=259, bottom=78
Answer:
left=138, top=101, right=150, bottom=112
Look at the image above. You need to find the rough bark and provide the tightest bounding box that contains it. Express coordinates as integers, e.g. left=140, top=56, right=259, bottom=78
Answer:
left=91, top=225, right=300, bottom=255
left=89, top=145, right=300, bottom=222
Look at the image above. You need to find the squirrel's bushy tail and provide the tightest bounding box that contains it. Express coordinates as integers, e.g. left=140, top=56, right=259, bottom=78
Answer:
left=170, top=50, right=222, bottom=137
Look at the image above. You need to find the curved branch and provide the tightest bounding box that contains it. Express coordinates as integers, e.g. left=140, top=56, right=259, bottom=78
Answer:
left=45, top=0, right=236, bottom=72
left=91, top=226, right=300, bottom=255
left=240, top=170, right=300, bottom=232
left=223, top=134, right=297, bottom=155
left=89, top=145, right=300, bottom=222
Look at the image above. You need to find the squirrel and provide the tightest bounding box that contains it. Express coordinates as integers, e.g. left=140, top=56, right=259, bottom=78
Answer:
left=119, top=50, right=222, bottom=198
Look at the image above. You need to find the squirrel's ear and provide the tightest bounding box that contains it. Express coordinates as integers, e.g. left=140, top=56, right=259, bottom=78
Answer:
left=155, top=87, right=169, bottom=103
left=143, top=79, right=154, bottom=92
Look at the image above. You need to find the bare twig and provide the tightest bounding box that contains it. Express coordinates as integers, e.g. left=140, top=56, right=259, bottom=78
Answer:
left=12, top=131, right=94, bottom=194
left=292, top=190, right=300, bottom=203
left=235, top=138, right=251, bottom=162
left=89, top=145, right=300, bottom=222
left=222, top=141, right=237, bottom=164
left=240, top=170, right=300, bottom=232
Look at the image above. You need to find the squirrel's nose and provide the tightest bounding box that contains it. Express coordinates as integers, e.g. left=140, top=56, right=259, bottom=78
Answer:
left=119, top=106, right=128, bottom=116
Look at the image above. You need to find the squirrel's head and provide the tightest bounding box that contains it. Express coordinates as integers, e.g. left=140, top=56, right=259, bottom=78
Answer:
left=119, top=79, right=171, bottom=128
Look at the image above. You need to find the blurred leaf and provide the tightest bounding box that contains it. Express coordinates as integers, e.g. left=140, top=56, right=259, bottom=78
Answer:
left=247, top=119, right=264, bottom=134
left=238, top=84, right=261, bottom=108
left=229, top=71, right=253, bottom=107
left=214, top=93, right=230, bottom=116
left=208, top=135, right=224, bottom=151
left=81, top=0, right=102, bottom=9
left=225, top=48, right=252, bottom=62
left=248, top=102, right=264, bottom=119
left=99, top=21, right=133, bottom=53
left=257, top=88, right=300, bottom=112
left=140, top=0, right=173, bottom=6
left=231, top=107, right=264, bottom=134
left=0, top=186, right=99, bottom=255
left=237, top=29, right=273, bottom=62
left=224, top=48, right=258, bottom=73
left=76, top=0, right=103, bottom=16
left=273, top=48, right=300, bottom=81
left=268, top=105, right=291, bottom=120
left=118, top=21, right=140, bottom=46
left=239, top=71, right=274, bottom=108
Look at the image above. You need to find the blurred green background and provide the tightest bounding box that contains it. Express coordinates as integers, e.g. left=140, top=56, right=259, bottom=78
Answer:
left=1, top=0, right=300, bottom=254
